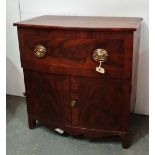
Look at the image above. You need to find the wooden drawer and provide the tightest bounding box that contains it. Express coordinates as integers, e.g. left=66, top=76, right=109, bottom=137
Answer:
left=18, top=27, right=132, bottom=79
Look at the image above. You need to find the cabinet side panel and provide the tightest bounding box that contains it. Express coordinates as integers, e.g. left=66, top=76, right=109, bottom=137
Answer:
left=123, top=32, right=134, bottom=79
left=121, top=80, right=132, bottom=131
left=130, top=27, right=141, bottom=112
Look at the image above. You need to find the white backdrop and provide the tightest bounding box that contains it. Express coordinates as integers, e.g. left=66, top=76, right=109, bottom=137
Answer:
left=6, top=0, right=149, bottom=115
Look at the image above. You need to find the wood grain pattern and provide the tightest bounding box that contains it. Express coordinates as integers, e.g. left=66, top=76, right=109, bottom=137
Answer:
left=17, top=27, right=128, bottom=78
left=24, top=69, right=71, bottom=124
left=14, top=16, right=142, bottom=149
left=71, top=77, right=124, bottom=130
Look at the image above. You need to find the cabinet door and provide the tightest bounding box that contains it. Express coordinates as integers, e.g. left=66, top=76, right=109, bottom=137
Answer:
left=71, top=77, right=128, bottom=131
left=24, top=70, right=71, bottom=125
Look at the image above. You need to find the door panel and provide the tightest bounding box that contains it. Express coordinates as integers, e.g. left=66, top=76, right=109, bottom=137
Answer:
left=71, top=77, right=124, bottom=130
left=24, top=69, right=71, bottom=124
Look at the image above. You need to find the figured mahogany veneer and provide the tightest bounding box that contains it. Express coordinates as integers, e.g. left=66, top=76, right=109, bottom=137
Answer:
left=14, top=15, right=142, bottom=149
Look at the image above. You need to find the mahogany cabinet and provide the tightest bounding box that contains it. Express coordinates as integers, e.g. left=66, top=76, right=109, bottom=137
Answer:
left=14, top=15, right=142, bottom=148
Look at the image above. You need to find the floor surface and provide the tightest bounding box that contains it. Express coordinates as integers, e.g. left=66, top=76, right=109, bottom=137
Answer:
left=6, top=95, right=149, bottom=155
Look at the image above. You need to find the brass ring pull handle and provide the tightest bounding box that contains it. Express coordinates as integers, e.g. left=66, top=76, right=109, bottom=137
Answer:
left=93, top=49, right=108, bottom=74
left=34, top=45, right=47, bottom=58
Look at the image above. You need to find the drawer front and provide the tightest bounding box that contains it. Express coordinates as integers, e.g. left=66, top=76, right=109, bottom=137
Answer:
left=18, top=28, right=133, bottom=78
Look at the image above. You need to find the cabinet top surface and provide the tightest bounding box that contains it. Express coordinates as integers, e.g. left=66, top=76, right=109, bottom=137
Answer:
left=14, top=15, right=142, bottom=31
